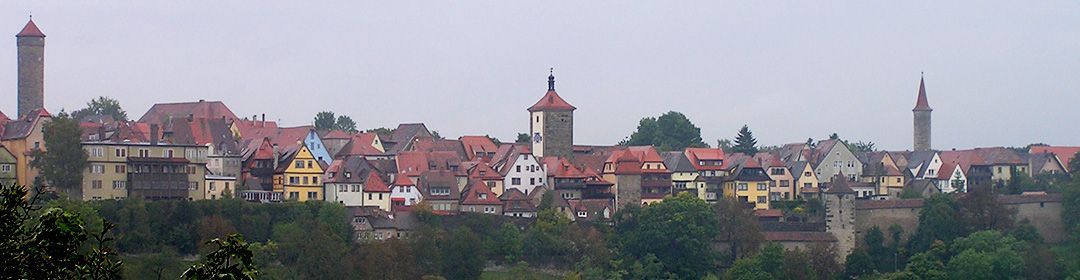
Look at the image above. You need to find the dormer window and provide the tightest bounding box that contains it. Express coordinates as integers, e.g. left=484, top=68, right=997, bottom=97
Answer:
left=344, top=172, right=351, bottom=178
left=577, top=211, right=587, bottom=218
left=479, top=193, right=487, bottom=199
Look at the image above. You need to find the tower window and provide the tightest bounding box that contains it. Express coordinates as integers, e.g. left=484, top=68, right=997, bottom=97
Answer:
left=536, top=116, right=540, bottom=122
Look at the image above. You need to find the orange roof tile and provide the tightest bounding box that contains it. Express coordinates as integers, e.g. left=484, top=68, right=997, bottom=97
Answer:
left=364, top=172, right=391, bottom=192
left=1030, top=146, right=1080, bottom=171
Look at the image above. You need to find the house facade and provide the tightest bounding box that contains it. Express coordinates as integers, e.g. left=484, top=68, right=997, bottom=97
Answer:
left=274, top=143, right=326, bottom=201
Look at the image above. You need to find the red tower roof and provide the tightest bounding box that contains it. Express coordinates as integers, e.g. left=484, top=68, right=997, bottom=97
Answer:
left=17, top=19, right=45, bottom=37
left=913, top=77, right=931, bottom=111
left=528, top=90, right=576, bottom=112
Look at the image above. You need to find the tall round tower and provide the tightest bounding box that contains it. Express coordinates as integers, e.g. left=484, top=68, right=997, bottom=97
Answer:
left=16, top=18, right=46, bottom=118
left=913, top=76, right=932, bottom=151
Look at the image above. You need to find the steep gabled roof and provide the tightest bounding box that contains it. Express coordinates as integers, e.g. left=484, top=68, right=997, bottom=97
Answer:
left=17, top=19, right=45, bottom=37
left=527, top=90, right=576, bottom=112
left=461, top=181, right=501, bottom=205
left=1, top=108, right=51, bottom=140
left=1029, top=146, right=1080, bottom=171
left=459, top=136, right=498, bottom=161
left=662, top=151, right=696, bottom=173
left=685, top=148, right=726, bottom=171
left=913, top=77, right=932, bottom=111
left=336, top=133, right=383, bottom=157
left=363, top=171, right=391, bottom=192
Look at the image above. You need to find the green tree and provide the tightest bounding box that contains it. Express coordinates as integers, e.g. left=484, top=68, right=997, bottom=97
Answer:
left=616, top=193, right=719, bottom=279
left=493, top=223, right=523, bottom=263
left=0, top=184, right=122, bottom=279
left=956, top=184, right=1016, bottom=233
left=847, top=140, right=877, bottom=153
left=621, top=111, right=707, bottom=151
left=30, top=111, right=89, bottom=196
left=946, top=230, right=1025, bottom=280
left=733, top=125, right=758, bottom=155
left=72, top=96, right=128, bottom=121
left=716, top=139, right=733, bottom=153
left=313, top=111, right=336, bottom=131
left=181, top=234, right=259, bottom=280
left=441, top=227, right=484, bottom=280
left=713, top=197, right=762, bottom=263
left=904, top=241, right=947, bottom=280
left=909, top=194, right=962, bottom=252
left=334, top=115, right=358, bottom=133
left=516, top=133, right=531, bottom=143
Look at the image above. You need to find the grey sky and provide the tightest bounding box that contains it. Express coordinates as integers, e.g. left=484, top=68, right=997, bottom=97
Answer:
left=2, top=1, right=1078, bottom=150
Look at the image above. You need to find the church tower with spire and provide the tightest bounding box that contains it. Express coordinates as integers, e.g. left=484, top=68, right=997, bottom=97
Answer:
left=913, top=75, right=932, bottom=151
left=528, top=69, right=575, bottom=158
left=16, top=18, right=46, bottom=118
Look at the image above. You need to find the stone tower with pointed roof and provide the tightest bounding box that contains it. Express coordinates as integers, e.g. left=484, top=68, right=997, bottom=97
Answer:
left=528, top=71, right=575, bottom=158
left=16, top=18, right=45, bottom=118
left=913, top=76, right=932, bottom=152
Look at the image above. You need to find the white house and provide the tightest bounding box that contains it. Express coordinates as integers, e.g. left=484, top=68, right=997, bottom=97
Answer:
left=813, top=139, right=862, bottom=183
left=390, top=173, right=423, bottom=206
left=496, top=152, right=546, bottom=196
left=907, top=151, right=942, bottom=180
left=936, top=162, right=967, bottom=193
left=323, top=158, right=366, bottom=206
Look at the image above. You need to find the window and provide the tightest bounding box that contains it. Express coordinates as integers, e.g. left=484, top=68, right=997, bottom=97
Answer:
left=0, top=165, right=10, bottom=172
left=804, top=183, right=812, bottom=189
left=771, top=168, right=784, bottom=175
left=313, top=176, right=318, bottom=184
left=91, top=164, right=105, bottom=174
left=91, top=180, right=103, bottom=189
left=164, top=149, right=174, bottom=158
left=577, top=211, right=588, bottom=218
left=516, top=166, right=521, bottom=172
left=368, top=193, right=373, bottom=200
left=351, top=185, right=360, bottom=192
left=289, top=192, right=299, bottom=200
left=307, top=161, right=313, bottom=168
left=757, top=196, right=767, bottom=204
left=307, top=192, right=317, bottom=200
left=295, top=161, right=304, bottom=168
left=757, top=183, right=767, bottom=191
left=339, top=185, right=347, bottom=192
left=780, top=180, right=790, bottom=188
left=512, top=178, right=521, bottom=185
left=896, top=178, right=901, bottom=183
left=289, top=176, right=298, bottom=184
left=431, top=187, right=451, bottom=195
left=189, top=182, right=199, bottom=190
left=114, top=165, right=126, bottom=173
left=138, top=149, right=149, bottom=157
left=344, top=172, right=351, bottom=178
left=302, top=177, right=309, bottom=185
left=88, top=147, right=104, bottom=157
left=529, top=178, right=535, bottom=185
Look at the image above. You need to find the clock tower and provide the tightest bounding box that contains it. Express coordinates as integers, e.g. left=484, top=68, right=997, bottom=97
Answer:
left=528, top=70, right=575, bottom=158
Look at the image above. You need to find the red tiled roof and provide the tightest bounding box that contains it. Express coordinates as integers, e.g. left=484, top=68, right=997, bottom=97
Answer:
left=17, top=19, right=45, bottom=37
left=0, top=111, right=9, bottom=122
left=753, top=153, right=786, bottom=169
left=461, top=181, right=501, bottom=205
left=138, top=100, right=239, bottom=126
left=685, top=148, right=727, bottom=171
left=392, top=174, right=415, bottom=186
left=467, top=162, right=503, bottom=180
left=337, top=133, right=383, bottom=157
left=364, top=171, right=391, bottom=192
left=542, top=156, right=588, bottom=178
left=527, top=90, right=576, bottom=112
left=321, top=130, right=352, bottom=139
left=1030, top=146, right=1080, bottom=171
left=913, top=77, right=931, bottom=111
left=459, top=136, right=498, bottom=161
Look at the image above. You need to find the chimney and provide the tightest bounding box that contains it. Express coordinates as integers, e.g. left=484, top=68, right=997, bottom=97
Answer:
left=261, top=114, right=266, bottom=127
left=150, top=124, right=159, bottom=146
left=187, top=113, right=194, bottom=122
left=272, top=144, right=280, bottom=169
left=96, top=126, right=106, bottom=141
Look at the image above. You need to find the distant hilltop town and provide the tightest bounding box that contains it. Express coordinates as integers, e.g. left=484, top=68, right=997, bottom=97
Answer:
left=1, top=18, right=1074, bottom=258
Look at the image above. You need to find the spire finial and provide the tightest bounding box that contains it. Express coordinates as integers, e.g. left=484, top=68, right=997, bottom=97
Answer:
left=547, top=67, right=555, bottom=91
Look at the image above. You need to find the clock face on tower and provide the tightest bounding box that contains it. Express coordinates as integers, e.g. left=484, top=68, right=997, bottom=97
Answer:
left=533, top=132, right=543, bottom=143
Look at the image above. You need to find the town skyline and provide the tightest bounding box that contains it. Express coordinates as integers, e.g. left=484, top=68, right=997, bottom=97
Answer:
left=2, top=1, right=1079, bottom=150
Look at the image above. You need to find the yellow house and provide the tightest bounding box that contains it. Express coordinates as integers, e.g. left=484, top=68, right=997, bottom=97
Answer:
left=361, top=171, right=392, bottom=211
left=82, top=140, right=209, bottom=201
left=723, top=157, right=773, bottom=210
left=790, top=162, right=819, bottom=199
left=0, top=109, right=50, bottom=188
left=859, top=152, right=904, bottom=197
left=274, top=143, right=325, bottom=201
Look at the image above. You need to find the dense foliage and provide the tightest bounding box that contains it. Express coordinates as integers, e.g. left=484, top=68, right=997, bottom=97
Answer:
left=313, top=111, right=359, bottom=133
left=30, top=111, right=89, bottom=195
left=620, top=111, right=708, bottom=151
left=72, top=96, right=128, bottom=122
left=733, top=125, right=757, bottom=155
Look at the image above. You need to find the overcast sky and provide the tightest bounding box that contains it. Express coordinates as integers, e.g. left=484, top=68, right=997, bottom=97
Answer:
left=1, top=1, right=1078, bottom=150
